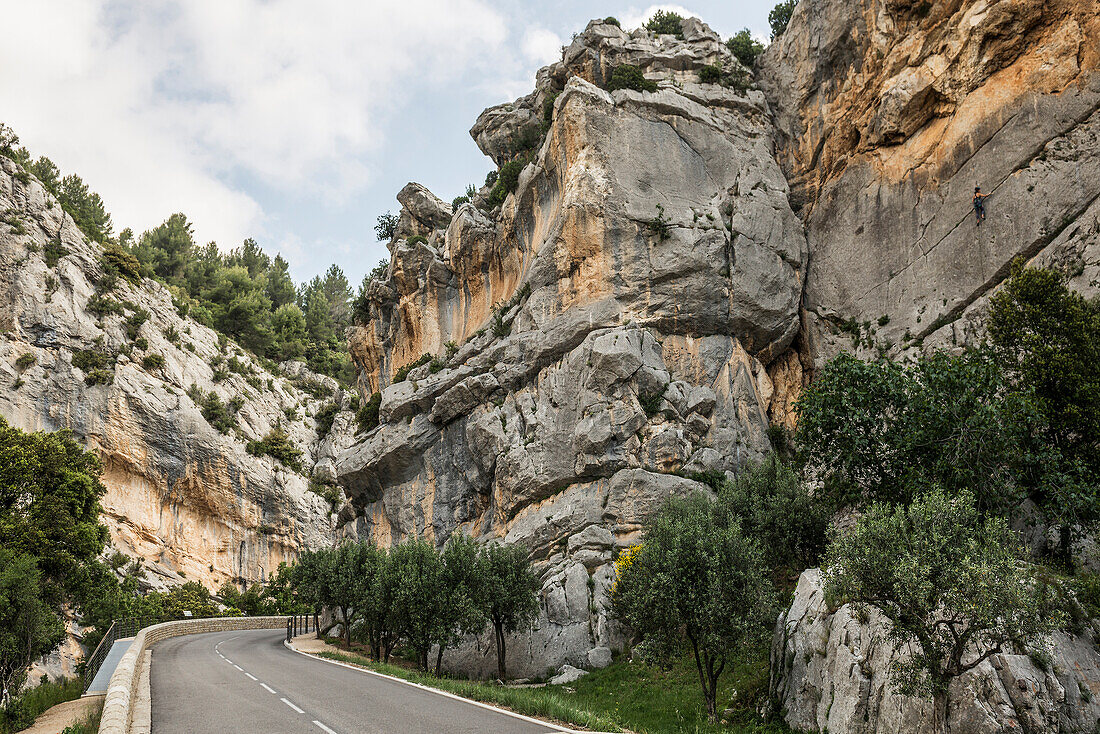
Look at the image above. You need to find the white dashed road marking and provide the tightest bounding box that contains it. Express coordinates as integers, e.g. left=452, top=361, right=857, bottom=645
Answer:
left=281, top=697, right=305, bottom=714
left=233, top=664, right=243, bottom=671
left=313, top=721, right=339, bottom=734
left=245, top=672, right=257, bottom=680
left=261, top=683, right=277, bottom=694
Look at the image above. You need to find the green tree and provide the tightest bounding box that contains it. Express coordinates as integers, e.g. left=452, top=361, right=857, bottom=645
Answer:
left=352, top=543, right=402, bottom=662
left=295, top=544, right=364, bottom=649
left=612, top=494, right=777, bottom=721
left=271, top=303, right=308, bottom=361
left=478, top=543, right=539, bottom=681
left=389, top=538, right=447, bottom=671
left=375, top=212, right=398, bottom=241
left=435, top=534, right=487, bottom=674
left=57, top=174, right=113, bottom=244
left=321, top=264, right=353, bottom=329
left=301, top=278, right=334, bottom=345
left=0, top=417, right=109, bottom=598
left=645, top=10, right=684, bottom=37
left=796, top=350, right=1043, bottom=515
left=989, top=265, right=1100, bottom=479
left=768, top=0, right=797, bottom=39
left=720, top=454, right=829, bottom=572
left=266, top=254, right=298, bottom=308
left=0, top=550, right=65, bottom=704
left=823, top=489, right=1058, bottom=734
left=727, top=29, right=765, bottom=67
left=135, top=213, right=195, bottom=283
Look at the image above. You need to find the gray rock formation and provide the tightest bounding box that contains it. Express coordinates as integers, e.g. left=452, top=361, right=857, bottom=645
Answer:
left=340, top=17, right=804, bottom=679
left=0, top=154, right=340, bottom=590
left=772, top=569, right=1100, bottom=733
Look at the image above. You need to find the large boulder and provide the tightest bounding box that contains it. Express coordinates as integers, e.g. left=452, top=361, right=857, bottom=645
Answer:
left=771, top=569, right=1100, bottom=733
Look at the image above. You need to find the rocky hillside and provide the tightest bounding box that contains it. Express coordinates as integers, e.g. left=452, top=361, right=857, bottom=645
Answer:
left=340, top=17, right=805, bottom=677
left=757, top=0, right=1100, bottom=367
left=0, top=154, right=345, bottom=591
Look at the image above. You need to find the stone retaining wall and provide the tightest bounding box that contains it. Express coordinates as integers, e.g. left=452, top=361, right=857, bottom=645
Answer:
left=97, top=616, right=287, bottom=734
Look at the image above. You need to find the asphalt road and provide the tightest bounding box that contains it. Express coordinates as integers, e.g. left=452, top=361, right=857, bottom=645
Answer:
left=150, top=629, right=562, bottom=734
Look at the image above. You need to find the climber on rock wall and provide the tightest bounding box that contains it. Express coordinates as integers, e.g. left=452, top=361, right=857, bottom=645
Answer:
left=974, top=186, right=989, bottom=226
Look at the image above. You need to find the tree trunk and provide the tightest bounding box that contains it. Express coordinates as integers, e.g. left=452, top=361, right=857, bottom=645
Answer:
left=494, top=622, right=506, bottom=681
left=342, top=607, right=351, bottom=649
left=435, top=645, right=445, bottom=676
left=932, top=689, right=949, bottom=734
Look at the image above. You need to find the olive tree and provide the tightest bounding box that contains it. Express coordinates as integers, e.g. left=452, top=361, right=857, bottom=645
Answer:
left=434, top=534, right=487, bottom=675
left=612, top=494, right=777, bottom=721
left=390, top=538, right=447, bottom=671
left=478, top=543, right=539, bottom=681
left=823, top=489, right=1058, bottom=734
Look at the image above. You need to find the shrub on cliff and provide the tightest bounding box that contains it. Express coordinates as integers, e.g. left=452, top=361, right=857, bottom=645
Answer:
left=768, top=0, right=796, bottom=39
left=141, top=353, right=165, bottom=371
left=246, top=427, right=303, bottom=472
left=607, top=64, right=658, bottom=93
left=698, top=65, right=722, bottom=84
left=727, top=29, right=765, bottom=67
left=374, top=211, right=398, bottom=241
left=486, top=157, right=527, bottom=209
left=355, top=392, right=382, bottom=433
left=645, top=10, right=684, bottom=38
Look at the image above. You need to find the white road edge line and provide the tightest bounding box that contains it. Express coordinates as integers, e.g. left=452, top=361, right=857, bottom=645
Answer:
left=282, top=640, right=572, bottom=733
left=261, top=683, right=277, bottom=694
left=313, top=722, right=338, bottom=734
left=281, top=697, right=305, bottom=714
left=245, top=673, right=257, bottom=681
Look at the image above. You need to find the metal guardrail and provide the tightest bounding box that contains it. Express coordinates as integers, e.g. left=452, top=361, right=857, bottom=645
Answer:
left=285, top=613, right=320, bottom=643
left=83, top=617, right=150, bottom=693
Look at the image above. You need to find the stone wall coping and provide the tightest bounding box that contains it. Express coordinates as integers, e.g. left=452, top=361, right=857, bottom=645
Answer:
left=97, top=616, right=287, bottom=734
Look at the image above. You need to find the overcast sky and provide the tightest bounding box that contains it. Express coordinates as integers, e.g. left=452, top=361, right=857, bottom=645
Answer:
left=0, top=0, right=776, bottom=286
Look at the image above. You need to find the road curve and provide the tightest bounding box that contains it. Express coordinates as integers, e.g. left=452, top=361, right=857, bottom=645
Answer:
left=150, top=629, right=561, bottom=734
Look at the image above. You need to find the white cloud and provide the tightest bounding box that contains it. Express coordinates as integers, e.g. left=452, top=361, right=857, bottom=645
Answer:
left=619, top=4, right=702, bottom=32
left=0, top=0, right=508, bottom=248
left=521, top=27, right=564, bottom=65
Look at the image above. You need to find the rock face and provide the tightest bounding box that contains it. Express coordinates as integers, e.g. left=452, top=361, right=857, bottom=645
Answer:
left=757, top=0, right=1100, bottom=367
left=0, top=155, right=339, bottom=591
left=772, top=569, right=1100, bottom=734
left=341, top=18, right=805, bottom=678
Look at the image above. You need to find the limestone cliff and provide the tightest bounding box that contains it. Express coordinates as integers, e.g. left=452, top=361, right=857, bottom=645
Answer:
left=341, top=18, right=806, bottom=677
left=0, top=155, right=340, bottom=592
left=757, top=0, right=1100, bottom=368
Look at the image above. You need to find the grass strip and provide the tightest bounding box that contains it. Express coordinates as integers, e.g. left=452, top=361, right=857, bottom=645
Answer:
left=315, top=650, right=624, bottom=732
